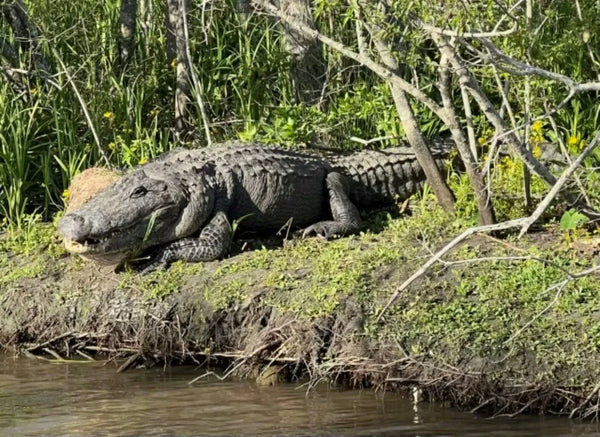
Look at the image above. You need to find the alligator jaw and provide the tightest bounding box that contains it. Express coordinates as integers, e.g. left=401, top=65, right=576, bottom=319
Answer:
left=63, top=238, right=104, bottom=254
left=62, top=236, right=134, bottom=264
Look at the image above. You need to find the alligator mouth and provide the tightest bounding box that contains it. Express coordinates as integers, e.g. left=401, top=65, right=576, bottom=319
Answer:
left=63, top=226, right=135, bottom=255
left=61, top=205, right=176, bottom=255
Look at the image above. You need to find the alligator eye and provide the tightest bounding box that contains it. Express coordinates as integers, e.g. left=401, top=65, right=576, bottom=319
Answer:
left=130, top=186, right=148, bottom=198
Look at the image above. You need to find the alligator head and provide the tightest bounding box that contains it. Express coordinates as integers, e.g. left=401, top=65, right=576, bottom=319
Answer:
left=57, top=166, right=213, bottom=264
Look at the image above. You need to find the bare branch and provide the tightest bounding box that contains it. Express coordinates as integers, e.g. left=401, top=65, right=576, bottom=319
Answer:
left=438, top=50, right=495, bottom=224
left=361, top=1, right=455, bottom=213
left=420, top=20, right=518, bottom=39
left=518, top=129, right=600, bottom=237
left=459, top=84, right=477, bottom=160
left=478, top=38, right=600, bottom=94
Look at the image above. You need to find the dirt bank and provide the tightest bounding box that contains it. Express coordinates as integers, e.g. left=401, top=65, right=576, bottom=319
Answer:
left=2, top=204, right=600, bottom=418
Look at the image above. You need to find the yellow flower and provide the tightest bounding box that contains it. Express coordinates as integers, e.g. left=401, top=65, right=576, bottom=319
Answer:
left=108, top=142, right=116, bottom=150
left=103, top=111, right=115, bottom=121
left=477, top=137, right=487, bottom=145
left=532, top=144, right=542, bottom=158
left=532, top=120, right=543, bottom=132
left=568, top=135, right=579, bottom=146
left=62, top=189, right=70, bottom=200
left=139, top=157, right=148, bottom=165
left=170, top=58, right=177, bottom=68
left=30, top=88, right=37, bottom=96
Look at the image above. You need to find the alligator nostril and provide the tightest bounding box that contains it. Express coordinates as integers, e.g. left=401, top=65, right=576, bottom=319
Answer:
left=71, top=214, right=85, bottom=225
left=58, top=213, right=89, bottom=240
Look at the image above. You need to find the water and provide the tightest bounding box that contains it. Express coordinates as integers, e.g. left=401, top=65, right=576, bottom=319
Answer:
left=0, top=354, right=597, bottom=436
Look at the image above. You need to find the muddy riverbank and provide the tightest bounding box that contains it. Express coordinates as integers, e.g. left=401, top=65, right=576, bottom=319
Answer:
left=2, top=204, right=600, bottom=417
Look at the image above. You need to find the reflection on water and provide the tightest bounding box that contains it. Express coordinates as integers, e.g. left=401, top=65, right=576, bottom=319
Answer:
left=0, top=354, right=598, bottom=436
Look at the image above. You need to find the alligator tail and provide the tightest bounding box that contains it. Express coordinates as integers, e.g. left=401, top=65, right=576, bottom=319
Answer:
left=331, top=139, right=452, bottom=208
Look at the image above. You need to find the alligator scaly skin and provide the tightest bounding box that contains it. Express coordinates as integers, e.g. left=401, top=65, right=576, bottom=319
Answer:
left=57, top=141, right=450, bottom=270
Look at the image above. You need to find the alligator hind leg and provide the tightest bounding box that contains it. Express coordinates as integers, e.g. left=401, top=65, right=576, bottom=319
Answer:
left=302, top=172, right=362, bottom=239
left=140, top=211, right=232, bottom=273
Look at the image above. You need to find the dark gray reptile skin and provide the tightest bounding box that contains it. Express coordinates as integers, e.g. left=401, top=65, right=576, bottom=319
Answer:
left=57, top=141, right=449, bottom=270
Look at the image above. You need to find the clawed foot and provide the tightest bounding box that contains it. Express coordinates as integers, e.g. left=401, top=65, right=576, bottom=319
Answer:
left=301, top=221, right=339, bottom=240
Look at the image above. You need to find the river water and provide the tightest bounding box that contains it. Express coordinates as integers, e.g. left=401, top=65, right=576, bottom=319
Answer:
left=0, top=354, right=597, bottom=436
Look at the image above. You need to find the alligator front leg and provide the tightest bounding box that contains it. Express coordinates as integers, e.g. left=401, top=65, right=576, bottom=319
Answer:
left=141, top=211, right=232, bottom=272
left=302, top=172, right=362, bottom=239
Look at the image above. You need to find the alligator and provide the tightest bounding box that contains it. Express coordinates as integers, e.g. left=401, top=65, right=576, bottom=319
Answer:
left=57, top=141, right=450, bottom=271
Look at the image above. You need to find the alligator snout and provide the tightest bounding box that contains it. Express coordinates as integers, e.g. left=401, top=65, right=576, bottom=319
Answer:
left=57, top=213, right=92, bottom=243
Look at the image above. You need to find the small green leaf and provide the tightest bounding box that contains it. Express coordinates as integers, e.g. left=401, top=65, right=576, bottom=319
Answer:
left=559, top=209, right=588, bottom=230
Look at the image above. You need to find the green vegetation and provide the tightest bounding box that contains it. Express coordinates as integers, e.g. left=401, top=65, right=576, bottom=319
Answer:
left=2, top=0, right=600, bottom=228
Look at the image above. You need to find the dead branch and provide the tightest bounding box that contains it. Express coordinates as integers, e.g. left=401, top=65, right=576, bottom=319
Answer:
left=437, top=50, right=495, bottom=224
left=478, top=38, right=600, bottom=95
left=434, top=33, right=600, bottom=219
left=518, top=128, right=600, bottom=237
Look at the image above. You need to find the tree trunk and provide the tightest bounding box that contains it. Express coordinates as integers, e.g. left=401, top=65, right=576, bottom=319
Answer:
left=278, top=0, right=325, bottom=105
left=164, top=0, right=176, bottom=63
left=438, top=53, right=495, bottom=224
left=362, top=2, right=455, bottom=213
left=166, top=0, right=192, bottom=140
left=1, top=0, right=51, bottom=75
left=119, top=0, right=137, bottom=65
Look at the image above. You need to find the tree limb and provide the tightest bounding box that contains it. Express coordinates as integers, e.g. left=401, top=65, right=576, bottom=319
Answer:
left=518, top=129, right=600, bottom=237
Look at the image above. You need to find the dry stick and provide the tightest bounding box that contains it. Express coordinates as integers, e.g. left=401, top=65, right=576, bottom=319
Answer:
left=460, top=84, right=477, bottom=160
left=376, top=217, right=527, bottom=322
left=571, top=383, right=600, bottom=419
left=438, top=34, right=600, bottom=220
left=522, top=0, right=533, bottom=208
left=438, top=35, right=555, bottom=186
left=52, top=49, right=111, bottom=167
left=477, top=37, right=600, bottom=97
left=180, top=0, right=212, bottom=145
left=26, top=330, right=74, bottom=352
left=518, top=129, right=600, bottom=237
left=523, top=75, right=532, bottom=207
